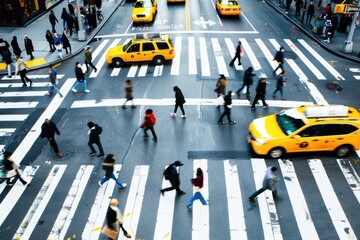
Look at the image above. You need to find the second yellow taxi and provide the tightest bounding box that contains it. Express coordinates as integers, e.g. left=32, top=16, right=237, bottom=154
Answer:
left=215, top=0, right=241, bottom=16
left=132, top=0, right=157, bottom=23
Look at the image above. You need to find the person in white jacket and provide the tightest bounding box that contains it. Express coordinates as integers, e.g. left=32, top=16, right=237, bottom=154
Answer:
left=249, top=166, right=280, bottom=202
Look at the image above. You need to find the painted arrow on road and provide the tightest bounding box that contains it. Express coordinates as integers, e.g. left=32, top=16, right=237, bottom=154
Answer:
left=193, top=17, right=216, bottom=29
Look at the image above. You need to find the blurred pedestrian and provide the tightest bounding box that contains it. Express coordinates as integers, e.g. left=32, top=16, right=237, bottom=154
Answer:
left=71, top=62, right=90, bottom=93
left=53, top=32, right=63, bottom=59
left=47, top=65, right=63, bottom=97
left=15, top=55, right=32, bottom=87
left=170, top=86, right=186, bottom=118
left=323, top=3, right=331, bottom=16
left=11, top=36, right=22, bottom=57
left=322, top=19, right=331, bottom=38
left=0, top=38, right=14, bottom=78
left=295, top=0, right=303, bottom=17
left=41, top=118, right=62, bottom=157
left=273, top=46, right=285, bottom=75
left=67, top=13, right=75, bottom=36
left=102, top=199, right=131, bottom=240
left=161, top=161, right=186, bottom=196
left=87, top=121, right=105, bottom=158
left=49, top=10, right=59, bottom=32
left=140, top=109, right=157, bottom=142
left=24, top=35, right=34, bottom=60
left=236, top=66, right=255, bottom=97
left=325, top=22, right=335, bottom=43
left=3, top=151, right=28, bottom=186
left=84, top=45, right=97, bottom=73
left=99, top=154, right=127, bottom=188
left=249, top=166, right=279, bottom=202
left=122, top=80, right=136, bottom=109
left=285, top=0, right=292, bottom=13
left=46, top=30, right=55, bottom=53
left=61, top=30, right=72, bottom=54
left=186, top=168, right=208, bottom=210
left=229, top=40, right=242, bottom=66
left=251, top=78, right=268, bottom=110
left=218, top=90, right=235, bottom=125
left=214, top=74, right=227, bottom=108
left=306, top=1, right=315, bottom=24
left=61, top=8, right=69, bottom=30
left=272, top=71, right=287, bottom=100
left=317, top=0, right=322, bottom=10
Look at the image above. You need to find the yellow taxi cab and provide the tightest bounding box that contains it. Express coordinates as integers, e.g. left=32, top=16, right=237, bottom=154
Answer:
left=105, top=33, right=175, bottom=67
left=132, top=0, right=157, bottom=23
left=215, top=0, right=241, bottom=16
left=248, top=105, right=360, bottom=158
left=167, top=0, right=185, bottom=3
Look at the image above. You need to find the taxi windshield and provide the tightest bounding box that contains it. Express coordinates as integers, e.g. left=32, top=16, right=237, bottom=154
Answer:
left=123, top=40, right=132, bottom=52
left=276, top=109, right=306, bottom=135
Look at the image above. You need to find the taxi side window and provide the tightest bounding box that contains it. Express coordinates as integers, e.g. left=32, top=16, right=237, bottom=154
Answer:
left=143, top=42, right=155, bottom=51
left=299, top=124, right=358, bottom=137
left=156, top=42, right=170, bottom=50
left=128, top=43, right=140, bottom=53
left=298, top=125, right=326, bottom=137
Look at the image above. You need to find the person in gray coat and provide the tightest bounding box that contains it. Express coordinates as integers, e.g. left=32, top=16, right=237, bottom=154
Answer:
left=249, top=166, right=279, bottom=202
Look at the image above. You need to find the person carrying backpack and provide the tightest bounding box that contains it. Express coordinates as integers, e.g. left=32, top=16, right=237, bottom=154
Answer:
left=160, top=161, right=185, bottom=196
left=140, top=109, right=158, bottom=142
left=87, top=121, right=105, bottom=158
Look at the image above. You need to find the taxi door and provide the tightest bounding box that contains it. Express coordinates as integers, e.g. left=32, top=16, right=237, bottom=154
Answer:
left=124, top=43, right=142, bottom=63
left=141, top=42, right=156, bottom=62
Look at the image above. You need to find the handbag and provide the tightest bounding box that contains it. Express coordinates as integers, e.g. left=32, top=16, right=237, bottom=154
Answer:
left=101, top=225, right=118, bottom=239
left=6, top=169, right=17, bottom=178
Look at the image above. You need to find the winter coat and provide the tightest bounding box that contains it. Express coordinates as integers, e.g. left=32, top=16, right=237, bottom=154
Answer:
left=191, top=175, right=204, bottom=189
left=75, top=66, right=85, bottom=82
left=46, top=32, right=54, bottom=44
left=41, top=121, right=60, bottom=139
left=102, top=155, right=115, bottom=178
left=274, top=50, right=284, bottom=64
left=84, top=48, right=93, bottom=62
left=61, top=10, right=68, bottom=21
left=223, top=93, right=232, bottom=107
left=141, top=113, right=156, bottom=128
left=24, top=38, right=34, bottom=55
left=0, top=39, right=12, bottom=64
left=215, top=77, right=227, bottom=95
left=235, top=43, right=241, bottom=56
left=174, top=86, right=186, bottom=104
left=49, top=12, right=58, bottom=25
left=307, top=4, right=315, bottom=14
left=262, top=167, right=279, bottom=190
left=53, top=36, right=62, bottom=45
left=88, top=127, right=100, bottom=144
left=15, top=58, right=28, bottom=75
left=243, top=67, right=256, bottom=85
left=276, top=75, right=286, bottom=88
left=124, top=82, right=133, bottom=100
left=61, top=34, right=70, bottom=48
left=164, top=164, right=181, bottom=187
left=11, top=37, right=22, bottom=57
left=256, top=79, right=267, bottom=96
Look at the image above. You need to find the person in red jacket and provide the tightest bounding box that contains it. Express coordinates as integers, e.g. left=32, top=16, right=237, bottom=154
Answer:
left=140, top=109, right=158, bottom=142
left=186, top=168, right=208, bottom=210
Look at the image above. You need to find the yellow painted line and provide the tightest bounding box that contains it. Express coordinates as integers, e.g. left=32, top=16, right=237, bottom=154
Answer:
left=0, top=63, right=6, bottom=70
left=92, top=226, right=101, bottom=232
left=185, top=0, right=191, bottom=31
left=25, top=58, right=46, bottom=68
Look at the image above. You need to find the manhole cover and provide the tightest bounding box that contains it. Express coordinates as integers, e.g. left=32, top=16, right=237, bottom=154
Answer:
left=326, top=82, right=343, bottom=92
left=284, top=51, right=298, bottom=60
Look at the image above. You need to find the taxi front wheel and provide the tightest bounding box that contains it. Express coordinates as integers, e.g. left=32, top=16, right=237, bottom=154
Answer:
left=112, top=58, right=124, bottom=68
left=268, top=147, right=285, bottom=159
left=153, top=56, right=165, bottom=65
left=335, top=145, right=353, bottom=157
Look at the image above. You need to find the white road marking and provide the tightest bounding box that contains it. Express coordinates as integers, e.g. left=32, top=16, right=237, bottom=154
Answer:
left=0, top=82, right=51, bottom=88
left=0, top=91, right=48, bottom=97
left=171, top=36, right=182, bottom=76
left=127, top=65, right=138, bottom=78
left=138, top=64, right=148, bottom=77
left=82, top=40, right=110, bottom=73
left=241, top=38, right=265, bottom=76
left=0, top=128, right=16, bottom=136
left=224, top=38, right=243, bottom=71
left=1, top=74, right=65, bottom=80
left=337, top=159, right=360, bottom=204
left=188, top=37, right=197, bottom=75
left=153, top=65, right=163, bottom=77
left=354, top=75, right=360, bottom=80
left=211, top=38, right=228, bottom=77
left=349, top=68, right=360, bottom=72
left=111, top=68, right=121, bottom=77
left=199, top=37, right=211, bottom=77
left=0, top=102, right=38, bottom=109
left=255, top=39, right=278, bottom=76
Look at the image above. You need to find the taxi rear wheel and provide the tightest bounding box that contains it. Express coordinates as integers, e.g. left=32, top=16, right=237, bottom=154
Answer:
left=153, top=56, right=165, bottom=65
left=112, top=58, right=124, bottom=68
left=268, top=147, right=285, bottom=159
left=335, top=145, right=353, bottom=157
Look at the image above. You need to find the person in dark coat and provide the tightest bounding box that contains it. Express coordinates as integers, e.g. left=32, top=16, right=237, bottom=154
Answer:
left=0, top=38, right=14, bottom=78
left=24, top=35, right=34, bottom=60
left=45, top=30, right=55, bottom=52
left=103, top=199, right=131, bottom=239
left=99, top=154, right=127, bottom=188
left=218, top=90, right=235, bottom=125
left=236, top=66, right=256, bottom=97
left=325, top=22, right=335, bottom=43
left=273, top=46, right=285, bottom=75
left=3, top=151, right=28, bottom=186
left=61, top=30, right=71, bottom=54
left=61, top=8, right=69, bottom=30
left=87, top=121, right=105, bottom=158
left=251, top=78, right=268, bottom=110
left=295, top=0, right=303, bottom=17
left=49, top=10, right=59, bottom=32
left=66, top=13, right=75, bottom=36
left=229, top=40, right=242, bottom=66
left=170, top=86, right=186, bottom=118
left=40, top=118, right=62, bottom=157
left=160, top=161, right=186, bottom=195
left=71, top=62, right=90, bottom=92
left=306, top=1, right=315, bottom=24
left=215, top=74, right=227, bottom=108
left=11, top=36, right=22, bottom=57
left=285, top=0, right=292, bottom=13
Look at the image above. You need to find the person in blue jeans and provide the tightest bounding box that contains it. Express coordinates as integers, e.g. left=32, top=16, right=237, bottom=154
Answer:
left=99, top=154, right=127, bottom=189
left=187, top=168, right=208, bottom=210
left=47, top=65, right=63, bottom=97
left=72, top=62, right=90, bottom=93
left=272, top=71, right=287, bottom=100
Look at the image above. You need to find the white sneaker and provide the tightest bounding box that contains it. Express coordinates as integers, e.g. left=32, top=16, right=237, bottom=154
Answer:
left=180, top=115, right=187, bottom=118
left=84, top=90, right=90, bottom=93
left=71, top=88, right=77, bottom=93
left=98, top=181, right=102, bottom=187
left=170, top=113, right=176, bottom=117
left=120, top=183, right=127, bottom=188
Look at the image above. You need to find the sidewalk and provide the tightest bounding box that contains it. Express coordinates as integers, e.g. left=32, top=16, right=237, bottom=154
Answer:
left=265, top=0, right=360, bottom=63
left=0, top=0, right=122, bottom=75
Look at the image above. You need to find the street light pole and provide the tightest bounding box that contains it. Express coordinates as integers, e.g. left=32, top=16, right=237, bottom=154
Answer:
left=76, top=0, right=86, bottom=41
left=342, top=2, right=360, bottom=53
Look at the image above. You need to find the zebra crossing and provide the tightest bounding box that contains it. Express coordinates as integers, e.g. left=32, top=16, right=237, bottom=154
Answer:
left=1, top=158, right=359, bottom=239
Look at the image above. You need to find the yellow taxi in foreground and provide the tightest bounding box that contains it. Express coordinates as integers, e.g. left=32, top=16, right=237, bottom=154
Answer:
left=215, top=0, right=241, bottom=16
left=105, top=33, right=175, bottom=67
left=248, top=105, right=360, bottom=158
left=132, top=0, right=157, bottom=23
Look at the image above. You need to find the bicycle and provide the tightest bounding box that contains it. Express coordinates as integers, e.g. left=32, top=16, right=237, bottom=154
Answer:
left=97, top=10, right=104, bottom=21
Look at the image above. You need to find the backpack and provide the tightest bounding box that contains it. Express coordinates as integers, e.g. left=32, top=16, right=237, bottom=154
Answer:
left=163, top=166, right=171, bottom=180
left=94, top=124, right=103, bottom=135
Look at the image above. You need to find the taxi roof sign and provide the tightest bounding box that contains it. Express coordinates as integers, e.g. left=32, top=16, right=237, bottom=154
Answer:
left=135, top=33, right=166, bottom=41
left=304, top=106, right=349, bottom=118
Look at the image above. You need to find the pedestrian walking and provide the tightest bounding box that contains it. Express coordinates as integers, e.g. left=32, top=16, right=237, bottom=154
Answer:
left=323, top=3, right=331, bottom=16
left=11, top=36, right=22, bottom=57
left=61, top=30, right=72, bottom=54
left=249, top=166, right=279, bottom=202
left=40, top=118, right=62, bottom=157
left=0, top=38, right=14, bottom=78
left=214, top=74, right=227, bottom=108
left=71, top=62, right=90, bottom=93
left=84, top=45, right=97, bottom=73
left=2, top=151, right=28, bottom=186
left=45, top=30, right=55, bottom=53
left=49, top=10, right=59, bottom=32
left=47, top=65, right=63, bottom=97
left=140, top=109, right=158, bottom=142
left=87, top=121, right=105, bottom=158
left=170, top=86, right=186, bottom=118
left=324, top=22, right=335, bottom=43
left=98, top=154, right=127, bottom=188
left=306, top=1, right=315, bottom=24
left=272, top=71, right=287, bottom=100
left=285, top=0, right=292, bottom=13
left=251, top=78, right=268, bottom=110
left=317, top=0, right=322, bottom=9
left=236, top=66, right=255, bottom=97
left=229, top=40, right=242, bottom=66
left=61, top=8, right=69, bottom=30
left=122, top=80, right=136, bottom=109
left=14, top=55, right=33, bottom=87
left=218, top=90, right=235, bottom=125
left=322, top=19, right=331, bottom=38
left=273, top=46, right=285, bottom=75
left=53, top=32, right=63, bottom=59
left=67, top=13, right=75, bottom=36
left=102, top=199, right=131, bottom=239
left=295, top=0, right=303, bottom=17
left=24, top=35, right=34, bottom=60
left=186, top=168, right=208, bottom=210
left=160, top=161, right=186, bottom=196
